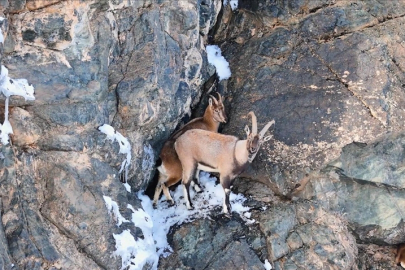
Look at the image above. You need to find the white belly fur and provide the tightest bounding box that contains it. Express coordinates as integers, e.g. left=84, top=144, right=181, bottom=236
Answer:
left=197, top=164, right=219, bottom=173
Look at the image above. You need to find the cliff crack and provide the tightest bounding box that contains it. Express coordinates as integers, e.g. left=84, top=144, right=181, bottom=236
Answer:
left=40, top=209, right=108, bottom=270
left=309, top=47, right=386, bottom=127
left=323, top=12, right=405, bottom=42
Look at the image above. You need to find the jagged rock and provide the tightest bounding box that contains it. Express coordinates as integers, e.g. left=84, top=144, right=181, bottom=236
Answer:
left=159, top=218, right=267, bottom=270
left=0, top=0, right=221, bottom=269
left=0, top=0, right=404, bottom=269
left=332, top=133, right=405, bottom=189
left=220, top=0, right=405, bottom=196
left=257, top=202, right=357, bottom=269
left=299, top=132, right=405, bottom=245
left=357, top=244, right=400, bottom=270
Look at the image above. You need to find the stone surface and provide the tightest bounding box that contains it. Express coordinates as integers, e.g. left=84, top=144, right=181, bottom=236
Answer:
left=0, top=0, right=404, bottom=269
left=299, top=133, right=405, bottom=245
left=219, top=0, right=405, bottom=196
left=257, top=202, right=357, bottom=269
left=159, top=217, right=267, bottom=270
left=0, top=0, right=221, bottom=269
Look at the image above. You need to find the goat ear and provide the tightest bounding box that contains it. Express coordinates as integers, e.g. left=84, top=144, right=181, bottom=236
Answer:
left=244, top=125, right=250, bottom=136
left=208, top=98, right=213, bottom=106
left=262, top=135, right=273, bottom=142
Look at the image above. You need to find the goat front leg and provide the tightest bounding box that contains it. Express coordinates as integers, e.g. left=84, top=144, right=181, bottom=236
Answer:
left=182, top=167, right=196, bottom=210
left=152, top=182, right=163, bottom=208
left=191, top=170, right=203, bottom=193
left=220, top=176, right=232, bottom=216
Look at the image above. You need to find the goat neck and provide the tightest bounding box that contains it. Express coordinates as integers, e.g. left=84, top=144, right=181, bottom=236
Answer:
left=202, top=104, right=220, bottom=130
left=234, top=139, right=250, bottom=165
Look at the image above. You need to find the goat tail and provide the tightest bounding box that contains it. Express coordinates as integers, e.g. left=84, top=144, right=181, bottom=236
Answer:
left=157, top=165, right=168, bottom=182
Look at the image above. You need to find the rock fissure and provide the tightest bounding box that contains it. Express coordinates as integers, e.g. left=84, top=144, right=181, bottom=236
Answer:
left=309, top=47, right=386, bottom=128
left=40, top=208, right=108, bottom=270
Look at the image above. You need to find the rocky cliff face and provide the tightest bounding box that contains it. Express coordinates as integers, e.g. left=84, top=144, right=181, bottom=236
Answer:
left=0, top=0, right=404, bottom=269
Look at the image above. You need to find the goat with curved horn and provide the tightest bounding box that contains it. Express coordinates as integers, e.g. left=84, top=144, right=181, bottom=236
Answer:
left=153, top=92, right=227, bottom=207
left=209, top=94, right=219, bottom=105
left=175, top=111, right=275, bottom=215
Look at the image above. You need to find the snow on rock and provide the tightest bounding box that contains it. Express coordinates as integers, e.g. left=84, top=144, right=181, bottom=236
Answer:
left=112, top=205, right=158, bottom=270
left=0, top=17, right=5, bottom=43
left=103, top=196, right=158, bottom=270
left=103, top=196, right=129, bottom=226
left=138, top=172, right=252, bottom=258
left=264, top=259, right=273, bottom=270
left=0, top=66, right=35, bottom=100
left=0, top=65, right=35, bottom=145
left=141, top=144, right=154, bottom=184
left=98, top=124, right=132, bottom=183
left=206, top=45, right=231, bottom=81
left=105, top=172, right=253, bottom=270
left=223, top=0, right=238, bottom=10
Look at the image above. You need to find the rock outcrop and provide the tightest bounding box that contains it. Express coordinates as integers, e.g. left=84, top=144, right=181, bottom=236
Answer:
left=0, top=0, right=221, bottom=269
left=0, top=0, right=404, bottom=269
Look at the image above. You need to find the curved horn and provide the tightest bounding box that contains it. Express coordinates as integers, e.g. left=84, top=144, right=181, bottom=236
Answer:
left=217, top=92, right=223, bottom=103
left=209, top=94, right=218, bottom=105
left=259, top=120, right=275, bottom=138
left=248, top=111, right=257, bottom=135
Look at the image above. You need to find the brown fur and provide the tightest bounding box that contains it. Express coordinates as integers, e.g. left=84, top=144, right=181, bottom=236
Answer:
left=396, top=244, right=405, bottom=268
left=175, top=112, right=274, bottom=214
left=153, top=93, right=226, bottom=206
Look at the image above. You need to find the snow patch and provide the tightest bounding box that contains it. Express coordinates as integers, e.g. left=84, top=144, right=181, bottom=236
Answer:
left=264, top=259, right=273, bottom=270
left=206, top=45, right=231, bottom=80
left=98, top=124, right=132, bottom=184
left=107, top=172, right=253, bottom=270
left=223, top=0, right=238, bottom=10
left=0, top=17, right=4, bottom=43
left=0, top=65, right=35, bottom=145
left=103, top=195, right=129, bottom=226
left=142, top=144, right=154, bottom=184
left=138, top=172, right=253, bottom=258
left=112, top=205, right=158, bottom=270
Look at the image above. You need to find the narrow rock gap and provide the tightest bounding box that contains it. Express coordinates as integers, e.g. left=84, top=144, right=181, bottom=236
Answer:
left=143, top=74, right=218, bottom=199
left=307, top=1, right=336, bottom=15
left=110, top=16, right=139, bottom=126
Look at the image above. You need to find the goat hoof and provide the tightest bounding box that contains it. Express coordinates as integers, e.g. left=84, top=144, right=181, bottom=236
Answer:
left=194, top=184, right=203, bottom=193
left=169, top=201, right=175, bottom=207
left=152, top=203, right=158, bottom=209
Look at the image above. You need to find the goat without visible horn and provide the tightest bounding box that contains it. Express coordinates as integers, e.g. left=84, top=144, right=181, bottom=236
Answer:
left=175, top=111, right=274, bottom=214
left=397, top=244, right=405, bottom=268
left=153, top=93, right=227, bottom=207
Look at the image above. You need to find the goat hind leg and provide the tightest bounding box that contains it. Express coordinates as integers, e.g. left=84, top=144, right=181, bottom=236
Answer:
left=162, top=182, right=175, bottom=206
left=153, top=183, right=163, bottom=208
left=192, top=170, right=203, bottom=193
left=182, top=169, right=196, bottom=210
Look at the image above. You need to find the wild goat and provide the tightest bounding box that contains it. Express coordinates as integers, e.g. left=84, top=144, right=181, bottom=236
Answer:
left=153, top=93, right=227, bottom=207
left=175, top=111, right=274, bottom=214
left=397, top=244, right=405, bottom=268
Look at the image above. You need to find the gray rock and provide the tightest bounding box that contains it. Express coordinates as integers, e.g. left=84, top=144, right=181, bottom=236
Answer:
left=159, top=218, right=266, bottom=270
left=0, top=0, right=404, bottom=269
left=220, top=0, right=405, bottom=198
left=299, top=135, right=405, bottom=245
left=332, top=133, right=405, bottom=189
